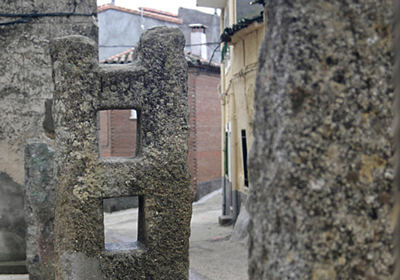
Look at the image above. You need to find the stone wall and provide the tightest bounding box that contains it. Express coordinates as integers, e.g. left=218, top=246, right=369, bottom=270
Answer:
left=0, top=0, right=97, bottom=269
left=51, top=27, right=192, bottom=279
left=394, top=2, right=400, bottom=278
left=187, top=68, right=222, bottom=200
left=249, top=1, right=394, bottom=279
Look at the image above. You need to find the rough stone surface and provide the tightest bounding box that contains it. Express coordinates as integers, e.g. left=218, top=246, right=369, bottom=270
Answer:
left=0, top=0, right=97, bottom=265
left=248, top=1, right=394, bottom=279
left=51, top=27, right=192, bottom=279
left=25, top=139, right=55, bottom=280
left=0, top=172, right=26, bottom=261
left=103, top=196, right=139, bottom=213
left=394, top=2, right=400, bottom=278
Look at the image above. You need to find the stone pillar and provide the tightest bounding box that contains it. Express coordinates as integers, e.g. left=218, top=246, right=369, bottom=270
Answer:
left=0, top=0, right=97, bottom=271
left=51, top=27, right=192, bottom=279
left=25, top=140, right=55, bottom=280
left=249, top=1, right=393, bottom=279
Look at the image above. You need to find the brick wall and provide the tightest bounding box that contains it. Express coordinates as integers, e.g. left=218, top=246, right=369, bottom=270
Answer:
left=100, top=110, right=137, bottom=157
left=193, top=70, right=221, bottom=184
left=188, top=69, right=197, bottom=190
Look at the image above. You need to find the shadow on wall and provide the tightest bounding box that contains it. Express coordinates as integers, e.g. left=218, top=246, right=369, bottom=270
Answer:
left=0, top=172, right=26, bottom=262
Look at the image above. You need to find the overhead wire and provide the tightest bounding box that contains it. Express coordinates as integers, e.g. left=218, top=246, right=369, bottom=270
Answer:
left=208, top=44, right=221, bottom=66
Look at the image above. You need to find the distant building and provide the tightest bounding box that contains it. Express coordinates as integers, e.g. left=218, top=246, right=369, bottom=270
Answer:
left=99, top=48, right=222, bottom=201
left=98, top=4, right=182, bottom=61
left=98, top=4, right=221, bottom=63
left=198, top=0, right=264, bottom=224
left=178, top=7, right=221, bottom=64
left=98, top=3, right=222, bottom=200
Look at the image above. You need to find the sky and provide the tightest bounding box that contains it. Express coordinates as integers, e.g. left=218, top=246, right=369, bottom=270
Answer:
left=96, top=0, right=217, bottom=15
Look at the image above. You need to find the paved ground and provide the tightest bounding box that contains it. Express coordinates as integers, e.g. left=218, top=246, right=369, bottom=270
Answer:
left=189, top=190, right=248, bottom=280
left=0, top=189, right=248, bottom=280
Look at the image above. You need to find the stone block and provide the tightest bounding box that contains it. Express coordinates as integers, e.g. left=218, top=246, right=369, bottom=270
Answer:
left=25, top=139, right=55, bottom=280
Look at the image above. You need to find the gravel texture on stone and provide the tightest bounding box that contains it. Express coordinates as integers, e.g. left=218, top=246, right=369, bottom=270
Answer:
left=248, top=1, right=394, bottom=279
left=50, top=27, right=192, bottom=279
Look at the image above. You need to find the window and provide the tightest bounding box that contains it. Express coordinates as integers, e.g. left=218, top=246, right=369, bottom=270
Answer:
left=225, top=122, right=232, bottom=182
left=241, top=129, right=249, bottom=187
left=98, top=109, right=139, bottom=158
left=103, top=196, right=145, bottom=251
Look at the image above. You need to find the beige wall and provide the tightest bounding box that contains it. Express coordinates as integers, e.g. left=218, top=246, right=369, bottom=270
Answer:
left=221, top=21, right=264, bottom=195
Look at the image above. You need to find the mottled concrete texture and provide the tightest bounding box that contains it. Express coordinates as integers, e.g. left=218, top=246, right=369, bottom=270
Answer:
left=25, top=140, right=55, bottom=280
left=51, top=27, right=192, bottom=279
left=249, top=1, right=393, bottom=279
left=0, top=0, right=97, bottom=266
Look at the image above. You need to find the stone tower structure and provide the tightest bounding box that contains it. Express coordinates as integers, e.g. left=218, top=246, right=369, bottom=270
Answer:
left=50, top=27, right=192, bottom=279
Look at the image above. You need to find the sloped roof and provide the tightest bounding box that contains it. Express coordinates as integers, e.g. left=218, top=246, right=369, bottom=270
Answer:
left=98, top=4, right=182, bottom=24
left=100, top=47, right=136, bottom=64
left=100, top=47, right=220, bottom=72
left=185, top=52, right=220, bottom=69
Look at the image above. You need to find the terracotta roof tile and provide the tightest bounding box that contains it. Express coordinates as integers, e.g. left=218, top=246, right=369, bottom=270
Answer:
left=97, top=4, right=182, bottom=24
left=100, top=47, right=220, bottom=70
left=140, top=7, right=178, bottom=18
left=99, top=47, right=136, bottom=64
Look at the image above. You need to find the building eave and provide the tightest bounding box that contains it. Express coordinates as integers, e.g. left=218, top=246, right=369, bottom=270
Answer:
left=220, top=13, right=263, bottom=43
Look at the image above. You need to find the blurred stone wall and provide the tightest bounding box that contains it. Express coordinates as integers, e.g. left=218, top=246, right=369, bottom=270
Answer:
left=249, top=1, right=394, bottom=278
left=0, top=0, right=97, bottom=270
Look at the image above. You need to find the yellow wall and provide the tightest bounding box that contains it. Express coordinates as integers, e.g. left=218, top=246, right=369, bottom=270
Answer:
left=221, top=20, right=264, bottom=195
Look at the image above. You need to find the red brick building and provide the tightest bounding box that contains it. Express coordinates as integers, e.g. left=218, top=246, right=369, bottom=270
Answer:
left=99, top=109, right=138, bottom=157
left=100, top=50, right=221, bottom=200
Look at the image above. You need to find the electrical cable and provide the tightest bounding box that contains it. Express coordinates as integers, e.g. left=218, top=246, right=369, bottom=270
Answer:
left=208, top=44, right=220, bottom=65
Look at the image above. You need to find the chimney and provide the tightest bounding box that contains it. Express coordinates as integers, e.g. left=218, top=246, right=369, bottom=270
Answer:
left=189, top=24, right=208, bottom=60
left=111, top=0, right=115, bottom=5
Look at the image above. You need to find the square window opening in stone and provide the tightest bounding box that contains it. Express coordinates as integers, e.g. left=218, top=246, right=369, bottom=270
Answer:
left=103, top=196, right=145, bottom=252
left=98, top=109, right=140, bottom=158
